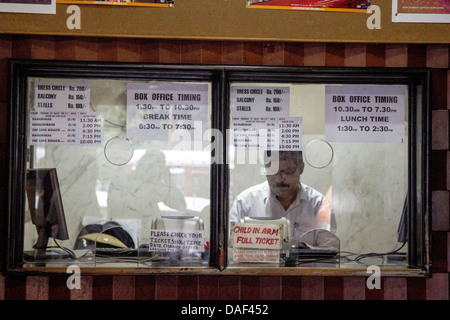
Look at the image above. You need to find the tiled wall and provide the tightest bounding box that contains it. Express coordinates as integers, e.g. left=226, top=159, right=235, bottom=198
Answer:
left=0, top=36, right=448, bottom=300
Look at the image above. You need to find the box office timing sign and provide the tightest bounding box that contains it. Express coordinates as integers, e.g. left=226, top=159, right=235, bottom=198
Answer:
left=126, top=82, right=209, bottom=142
left=325, top=85, right=406, bottom=143
left=230, top=222, right=284, bottom=263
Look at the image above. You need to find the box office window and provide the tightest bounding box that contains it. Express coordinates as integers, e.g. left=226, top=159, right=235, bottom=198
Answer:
left=5, top=61, right=431, bottom=276
left=7, top=62, right=220, bottom=271
left=225, top=69, right=430, bottom=275
left=228, top=83, right=408, bottom=265
left=24, top=79, right=213, bottom=267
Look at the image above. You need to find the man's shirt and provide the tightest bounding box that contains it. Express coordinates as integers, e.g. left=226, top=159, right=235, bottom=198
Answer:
left=229, top=181, right=332, bottom=241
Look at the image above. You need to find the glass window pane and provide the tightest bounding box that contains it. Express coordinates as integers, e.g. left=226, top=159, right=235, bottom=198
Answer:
left=228, top=82, right=409, bottom=267
left=24, top=78, right=212, bottom=267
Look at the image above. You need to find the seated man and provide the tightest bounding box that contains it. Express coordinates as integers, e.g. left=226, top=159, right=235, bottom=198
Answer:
left=229, top=150, right=336, bottom=249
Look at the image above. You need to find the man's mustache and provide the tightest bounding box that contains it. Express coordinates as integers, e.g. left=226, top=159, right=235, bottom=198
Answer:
left=272, top=182, right=290, bottom=188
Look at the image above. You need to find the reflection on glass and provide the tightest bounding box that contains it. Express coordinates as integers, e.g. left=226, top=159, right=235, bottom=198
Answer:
left=228, top=83, right=408, bottom=266
left=24, top=78, right=212, bottom=267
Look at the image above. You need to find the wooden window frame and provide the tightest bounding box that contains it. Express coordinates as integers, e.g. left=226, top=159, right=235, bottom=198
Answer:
left=5, top=60, right=431, bottom=277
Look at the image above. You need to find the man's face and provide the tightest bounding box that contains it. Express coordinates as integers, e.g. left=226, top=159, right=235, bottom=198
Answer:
left=266, top=158, right=304, bottom=199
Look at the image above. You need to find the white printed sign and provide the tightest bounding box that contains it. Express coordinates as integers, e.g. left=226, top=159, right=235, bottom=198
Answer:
left=325, top=85, right=406, bottom=143
left=230, top=222, right=283, bottom=250
left=232, top=248, right=280, bottom=263
left=34, top=81, right=90, bottom=112
left=232, top=117, right=278, bottom=150
left=230, top=85, right=301, bottom=151
left=126, top=82, right=209, bottom=141
left=148, top=229, right=205, bottom=252
left=231, top=117, right=302, bottom=151
left=278, top=117, right=302, bottom=150
left=29, top=112, right=103, bottom=146
left=230, top=222, right=283, bottom=263
left=231, top=85, right=290, bottom=118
